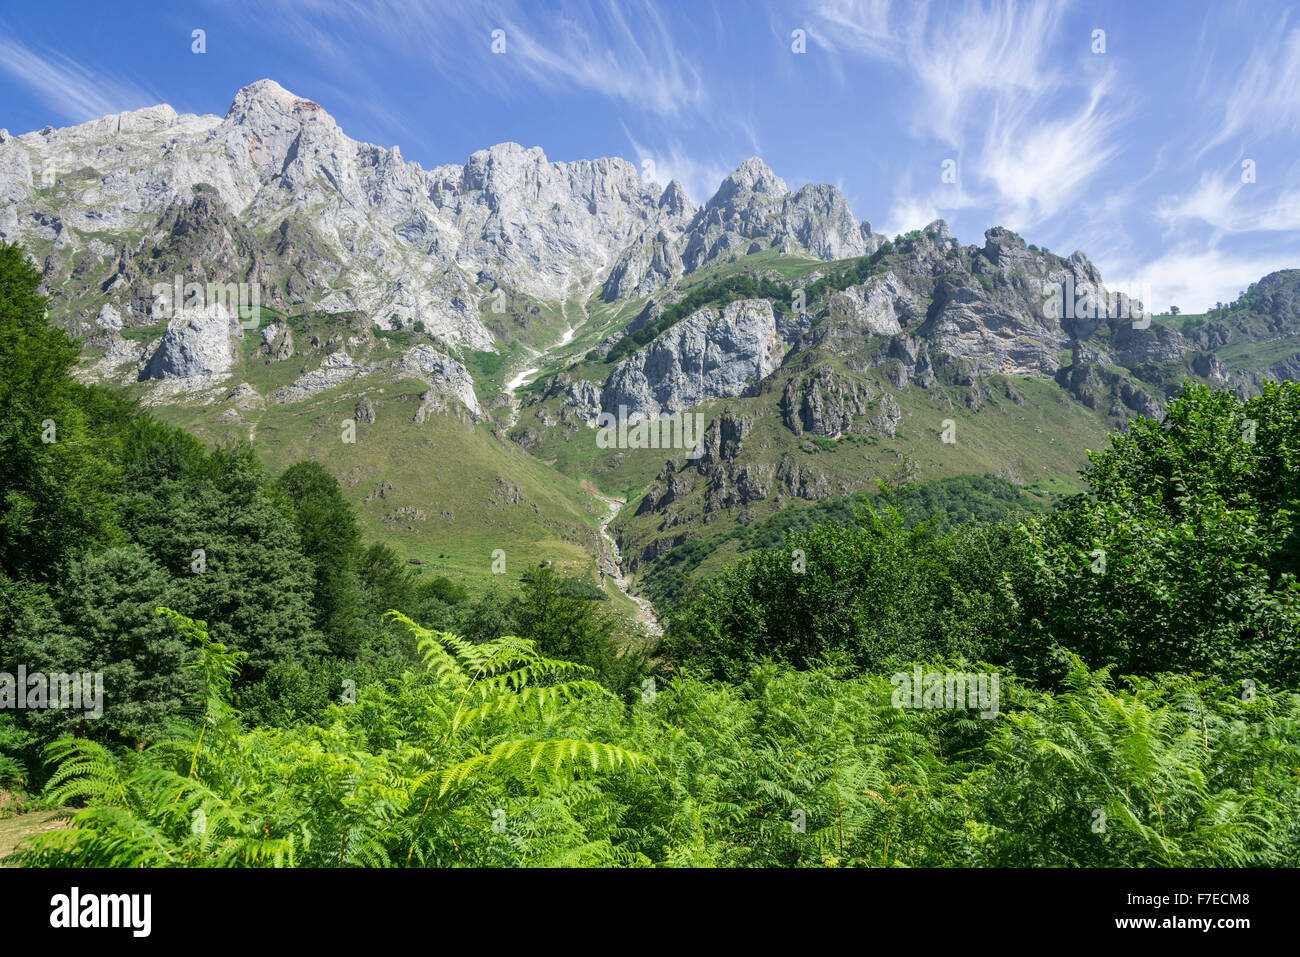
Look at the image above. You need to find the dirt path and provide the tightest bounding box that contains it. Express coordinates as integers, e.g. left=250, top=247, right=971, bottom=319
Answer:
left=0, top=809, right=68, bottom=865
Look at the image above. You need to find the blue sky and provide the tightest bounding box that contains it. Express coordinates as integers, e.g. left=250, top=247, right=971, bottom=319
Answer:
left=2, top=0, right=1299, bottom=312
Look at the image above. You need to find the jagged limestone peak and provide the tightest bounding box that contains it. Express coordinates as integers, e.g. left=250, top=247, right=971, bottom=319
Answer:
left=711, top=157, right=789, bottom=205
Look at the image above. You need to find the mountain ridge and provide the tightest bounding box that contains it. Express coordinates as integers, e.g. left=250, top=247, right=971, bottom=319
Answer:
left=1, top=79, right=881, bottom=353
left=5, top=78, right=1300, bottom=607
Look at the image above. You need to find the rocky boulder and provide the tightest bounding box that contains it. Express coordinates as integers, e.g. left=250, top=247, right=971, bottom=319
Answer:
left=140, top=303, right=243, bottom=381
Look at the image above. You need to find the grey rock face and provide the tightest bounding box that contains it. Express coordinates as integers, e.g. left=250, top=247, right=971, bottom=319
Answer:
left=1192, top=352, right=1229, bottom=383
left=598, top=179, right=700, bottom=301
left=1059, top=342, right=1164, bottom=419
left=226, top=382, right=266, bottom=410
left=379, top=344, right=480, bottom=417
left=438, top=141, right=669, bottom=305
left=75, top=327, right=146, bottom=383
left=780, top=365, right=901, bottom=438
left=260, top=342, right=479, bottom=418
left=827, top=272, right=919, bottom=336
left=871, top=227, right=1150, bottom=379
left=1113, top=323, right=1188, bottom=365
left=540, top=374, right=603, bottom=426
left=141, top=303, right=243, bottom=381
left=260, top=320, right=294, bottom=360
left=693, top=409, right=753, bottom=468
left=920, top=273, right=1065, bottom=376
left=600, top=299, right=802, bottom=418
left=923, top=219, right=952, bottom=243
left=602, top=224, right=689, bottom=301
left=678, top=158, right=875, bottom=273
left=268, top=350, right=361, bottom=404
left=95, top=304, right=123, bottom=330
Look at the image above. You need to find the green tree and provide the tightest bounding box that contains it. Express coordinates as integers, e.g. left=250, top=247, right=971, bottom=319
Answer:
left=5, top=546, right=195, bottom=742
left=117, top=443, right=324, bottom=676
left=512, top=566, right=649, bottom=692
left=668, top=507, right=1021, bottom=681
left=0, top=241, right=118, bottom=582
left=276, top=462, right=366, bottom=657
left=1014, top=382, right=1300, bottom=684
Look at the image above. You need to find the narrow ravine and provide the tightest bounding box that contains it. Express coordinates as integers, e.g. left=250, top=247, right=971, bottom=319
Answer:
left=503, top=311, right=577, bottom=425
left=496, top=301, right=657, bottom=631
left=594, top=491, right=662, bottom=635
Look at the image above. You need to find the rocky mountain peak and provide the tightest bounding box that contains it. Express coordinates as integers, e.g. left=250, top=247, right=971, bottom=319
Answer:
left=1255, top=268, right=1300, bottom=293
left=658, top=179, right=694, bottom=217
left=924, top=219, right=952, bottom=242
left=981, top=226, right=1036, bottom=269
left=672, top=159, right=871, bottom=272
left=712, top=157, right=788, bottom=205
left=462, top=142, right=545, bottom=192
left=224, top=79, right=332, bottom=125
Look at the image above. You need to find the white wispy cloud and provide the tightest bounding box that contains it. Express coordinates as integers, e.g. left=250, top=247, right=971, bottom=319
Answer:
left=1158, top=169, right=1300, bottom=234
left=1201, top=14, right=1300, bottom=149
left=878, top=175, right=981, bottom=237
left=812, top=0, right=1072, bottom=140
left=808, top=0, right=894, bottom=67
left=1105, top=244, right=1298, bottom=314
left=0, top=31, right=159, bottom=124
left=878, top=195, right=945, bottom=237
left=978, top=78, right=1123, bottom=229
left=494, top=1, right=704, bottom=116
left=239, top=0, right=705, bottom=117
left=1102, top=239, right=1294, bottom=314
left=807, top=0, right=1124, bottom=231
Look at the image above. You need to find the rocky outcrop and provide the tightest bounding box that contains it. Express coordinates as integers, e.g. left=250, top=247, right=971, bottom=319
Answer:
left=1192, top=352, right=1229, bottom=383
left=95, top=304, right=123, bottom=330
left=379, top=343, right=480, bottom=418
left=603, top=226, right=689, bottom=301
left=1059, top=343, right=1164, bottom=419
left=226, top=382, right=265, bottom=411
left=600, top=299, right=804, bottom=418
left=679, top=159, right=877, bottom=273
left=76, top=327, right=146, bottom=382
left=827, top=271, right=920, bottom=336
left=268, top=350, right=362, bottom=403
left=379, top=344, right=479, bottom=417
left=1113, top=322, right=1188, bottom=365
left=694, top=410, right=754, bottom=467
left=260, top=320, right=294, bottom=360
left=141, top=303, right=243, bottom=381
left=780, top=365, right=902, bottom=438
left=538, top=373, right=603, bottom=426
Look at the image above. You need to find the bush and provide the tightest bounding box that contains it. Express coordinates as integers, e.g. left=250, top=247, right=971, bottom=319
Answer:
left=667, top=506, right=1024, bottom=681
left=1012, top=382, right=1300, bottom=686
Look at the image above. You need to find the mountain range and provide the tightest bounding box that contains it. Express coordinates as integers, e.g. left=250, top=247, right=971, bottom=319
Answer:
left=4, top=79, right=1298, bottom=612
